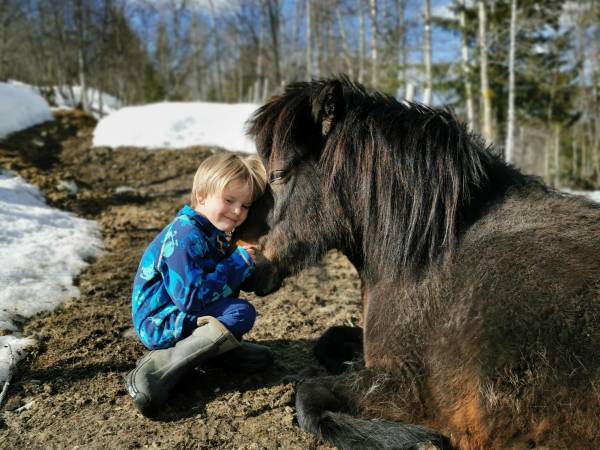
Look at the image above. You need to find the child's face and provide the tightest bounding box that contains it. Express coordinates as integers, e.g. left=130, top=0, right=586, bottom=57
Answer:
left=195, top=181, right=252, bottom=233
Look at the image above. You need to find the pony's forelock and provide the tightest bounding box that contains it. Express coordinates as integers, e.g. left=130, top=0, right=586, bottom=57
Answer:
left=249, top=82, right=317, bottom=168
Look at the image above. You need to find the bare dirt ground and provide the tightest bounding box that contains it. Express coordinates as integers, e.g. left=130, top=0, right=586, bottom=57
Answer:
left=0, top=111, right=362, bottom=449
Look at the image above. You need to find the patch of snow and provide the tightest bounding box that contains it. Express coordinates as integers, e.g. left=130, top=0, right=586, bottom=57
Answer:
left=93, top=101, right=259, bottom=153
left=0, top=83, right=54, bottom=139
left=0, top=171, right=103, bottom=388
left=51, top=85, right=122, bottom=118
left=8, top=80, right=121, bottom=119
left=0, top=335, right=36, bottom=407
left=562, top=189, right=600, bottom=204
left=0, top=172, right=103, bottom=332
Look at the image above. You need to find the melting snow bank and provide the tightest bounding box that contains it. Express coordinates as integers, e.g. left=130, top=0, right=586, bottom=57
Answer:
left=578, top=190, right=600, bottom=203
left=92, top=101, right=258, bottom=153
left=563, top=189, right=600, bottom=204
left=0, top=83, right=54, bottom=139
left=0, top=336, right=36, bottom=407
left=0, top=171, right=103, bottom=394
left=6, top=80, right=121, bottom=119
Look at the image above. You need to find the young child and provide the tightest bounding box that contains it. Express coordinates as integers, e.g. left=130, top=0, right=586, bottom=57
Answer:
left=126, top=152, right=271, bottom=416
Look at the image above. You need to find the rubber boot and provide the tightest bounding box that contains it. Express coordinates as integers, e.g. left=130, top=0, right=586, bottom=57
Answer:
left=211, top=341, right=274, bottom=372
left=126, top=316, right=239, bottom=416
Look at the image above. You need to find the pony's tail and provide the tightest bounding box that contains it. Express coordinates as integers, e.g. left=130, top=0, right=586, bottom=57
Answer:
left=319, top=413, right=450, bottom=450
left=296, top=380, right=452, bottom=450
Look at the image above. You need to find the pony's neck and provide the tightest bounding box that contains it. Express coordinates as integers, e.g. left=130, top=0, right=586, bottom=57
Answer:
left=344, top=155, right=527, bottom=286
left=457, top=156, right=529, bottom=230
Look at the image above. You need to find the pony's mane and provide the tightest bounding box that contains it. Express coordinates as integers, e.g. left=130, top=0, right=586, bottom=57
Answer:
left=249, top=78, right=515, bottom=278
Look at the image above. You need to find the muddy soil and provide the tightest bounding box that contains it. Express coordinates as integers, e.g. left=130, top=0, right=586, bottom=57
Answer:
left=0, top=111, right=362, bottom=449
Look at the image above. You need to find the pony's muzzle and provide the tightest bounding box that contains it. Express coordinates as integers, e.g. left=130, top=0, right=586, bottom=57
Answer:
left=252, top=261, right=282, bottom=296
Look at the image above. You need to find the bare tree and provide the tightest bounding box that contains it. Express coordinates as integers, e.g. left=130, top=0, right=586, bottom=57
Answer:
left=504, top=0, right=517, bottom=163
left=255, top=5, right=264, bottom=101
left=0, top=0, right=24, bottom=80
left=423, top=0, right=432, bottom=104
left=155, top=19, right=170, bottom=98
left=74, top=0, right=90, bottom=111
left=335, top=1, right=353, bottom=77
left=592, top=0, right=600, bottom=179
left=458, top=0, right=474, bottom=130
left=288, top=0, right=302, bottom=81
left=263, top=0, right=282, bottom=86
left=306, top=0, right=312, bottom=79
left=396, top=0, right=407, bottom=97
left=208, top=0, right=224, bottom=100
left=358, top=0, right=365, bottom=83
left=168, top=0, right=192, bottom=99
left=478, top=0, right=493, bottom=142
left=370, top=0, right=377, bottom=87
left=313, top=1, right=320, bottom=77
left=554, top=124, right=560, bottom=187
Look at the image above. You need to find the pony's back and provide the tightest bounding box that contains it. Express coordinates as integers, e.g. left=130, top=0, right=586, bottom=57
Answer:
left=427, top=185, right=600, bottom=448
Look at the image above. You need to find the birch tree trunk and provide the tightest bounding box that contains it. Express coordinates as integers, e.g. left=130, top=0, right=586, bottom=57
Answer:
left=592, top=0, right=600, bottom=178
left=478, top=0, right=493, bottom=142
left=575, top=7, right=586, bottom=179
left=208, top=0, right=224, bottom=101
left=544, top=135, right=550, bottom=184
left=396, top=0, right=407, bottom=97
left=423, top=0, right=432, bottom=105
left=255, top=9, right=264, bottom=102
left=169, top=0, right=187, bottom=99
left=572, top=138, right=579, bottom=180
left=358, top=0, right=365, bottom=84
left=370, top=0, right=378, bottom=87
left=306, top=0, right=312, bottom=79
left=236, top=30, right=243, bottom=102
left=327, top=7, right=336, bottom=76
left=504, top=0, right=517, bottom=163
left=0, top=1, right=20, bottom=81
left=459, top=0, right=475, bottom=130
left=189, top=15, right=204, bottom=100
left=264, top=0, right=282, bottom=86
left=313, top=2, right=320, bottom=77
left=335, top=3, right=353, bottom=77
left=292, top=0, right=301, bottom=79
left=75, top=0, right=88, bottom=111
left=554, top=124, right=561, bottom=187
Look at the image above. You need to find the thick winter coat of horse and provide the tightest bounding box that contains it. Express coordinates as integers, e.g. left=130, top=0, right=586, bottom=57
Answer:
left=243, top=78, right=600, bottom=450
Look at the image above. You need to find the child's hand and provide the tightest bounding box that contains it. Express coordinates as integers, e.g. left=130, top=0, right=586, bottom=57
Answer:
left=240, top=244, right=259, bottom=262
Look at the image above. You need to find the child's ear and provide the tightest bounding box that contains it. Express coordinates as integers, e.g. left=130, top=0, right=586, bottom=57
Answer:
left=195, top=193, right=205, bottom=205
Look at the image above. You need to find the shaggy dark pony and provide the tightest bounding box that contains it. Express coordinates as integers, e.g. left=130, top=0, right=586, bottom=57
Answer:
left=242, top=77, right=600, bottom=450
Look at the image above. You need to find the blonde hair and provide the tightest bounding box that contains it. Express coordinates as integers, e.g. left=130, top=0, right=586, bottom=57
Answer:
left=190, top=153, right=267, bottom=208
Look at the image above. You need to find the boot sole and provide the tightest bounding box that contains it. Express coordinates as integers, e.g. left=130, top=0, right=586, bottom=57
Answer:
left=125, top=367, right=157, bottom=417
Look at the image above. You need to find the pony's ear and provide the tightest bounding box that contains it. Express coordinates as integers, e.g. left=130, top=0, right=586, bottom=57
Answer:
left=311, top=80, right=345, bottom=136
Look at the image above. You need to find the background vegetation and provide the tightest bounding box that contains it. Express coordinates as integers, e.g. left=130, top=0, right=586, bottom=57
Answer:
left=1, top=0, right=598, bottom=188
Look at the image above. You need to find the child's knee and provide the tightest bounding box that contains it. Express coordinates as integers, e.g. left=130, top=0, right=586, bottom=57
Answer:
left=234, top=300, right=256, bottom=334
left=138, top=319, right=176, bottom=350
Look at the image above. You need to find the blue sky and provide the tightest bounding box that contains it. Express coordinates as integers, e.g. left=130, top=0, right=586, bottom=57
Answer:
left=130, top=0, right=462, bottom=64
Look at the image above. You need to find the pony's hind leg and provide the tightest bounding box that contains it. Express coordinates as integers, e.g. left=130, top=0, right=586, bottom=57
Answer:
left=295, top=372, right=451, bottom=450
left=313, top=325, right=363, bottom=374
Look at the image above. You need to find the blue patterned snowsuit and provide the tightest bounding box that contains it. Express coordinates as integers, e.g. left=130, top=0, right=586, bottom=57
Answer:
left=131, top=205, right=255, bottom=350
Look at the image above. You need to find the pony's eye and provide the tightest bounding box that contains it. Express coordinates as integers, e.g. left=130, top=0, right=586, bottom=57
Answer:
left=269, top=170, right=286, bottom=184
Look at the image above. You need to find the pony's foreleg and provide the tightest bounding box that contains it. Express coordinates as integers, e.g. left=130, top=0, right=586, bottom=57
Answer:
left=295, top=372, right=451, bottom=450
left=313, top=280, right=367, bottom=374
left=313, top=325, right=363, bottom=374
